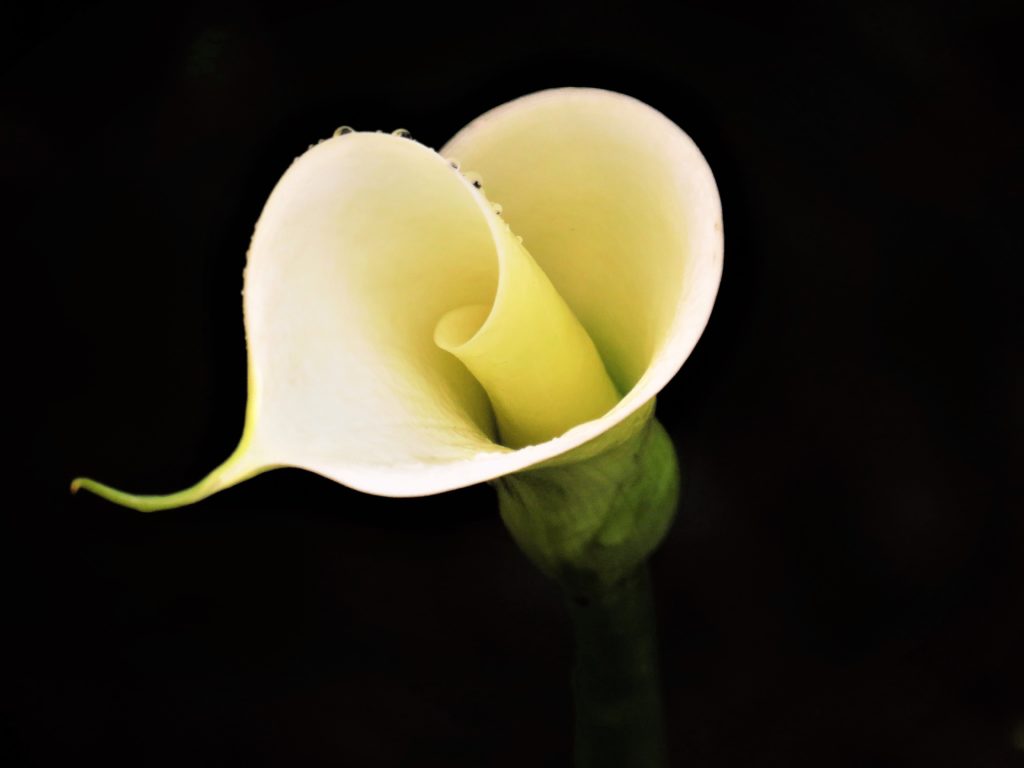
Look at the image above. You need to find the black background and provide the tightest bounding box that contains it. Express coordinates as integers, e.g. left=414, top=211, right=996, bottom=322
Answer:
left=5, top=1, right=1021, bottom=766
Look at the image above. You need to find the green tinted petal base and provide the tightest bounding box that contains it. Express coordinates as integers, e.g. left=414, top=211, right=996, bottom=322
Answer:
left=495, top=403, right=679, bottom=594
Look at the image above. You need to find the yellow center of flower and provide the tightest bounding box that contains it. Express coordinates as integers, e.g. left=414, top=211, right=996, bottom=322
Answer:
left=434, top=231, right=620, bottom=449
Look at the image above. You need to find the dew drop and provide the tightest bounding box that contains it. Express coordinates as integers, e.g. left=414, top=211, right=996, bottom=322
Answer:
left=465, top=171, right=483, bottom=189
left=333, top=125, right=355, bottom=137
left=516, top=235, right=524, bottom=244
left=392, top=128, right=413, bottom=139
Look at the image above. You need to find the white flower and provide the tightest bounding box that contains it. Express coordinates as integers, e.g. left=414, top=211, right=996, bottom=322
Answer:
left=73, top=88, right=722, bottom=511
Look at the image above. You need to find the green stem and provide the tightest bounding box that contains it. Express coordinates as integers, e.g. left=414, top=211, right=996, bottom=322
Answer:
left=494, top=410, right=677, bottom=765
left=565, top=565, right=667, bottom=768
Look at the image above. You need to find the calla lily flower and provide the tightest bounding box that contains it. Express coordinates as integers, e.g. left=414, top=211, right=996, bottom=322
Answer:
left=73, top=88, right=722, bottom=514
left=74, top=88, right=723, bottom=763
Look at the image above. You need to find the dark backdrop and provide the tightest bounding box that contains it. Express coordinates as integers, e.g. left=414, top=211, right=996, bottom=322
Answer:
left=6, top=1, right=1020, bottom=766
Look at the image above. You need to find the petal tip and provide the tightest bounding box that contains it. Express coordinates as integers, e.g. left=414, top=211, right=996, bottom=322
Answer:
left=66, top=474, right=227, bottom=513
left=67, top=476, right=154, bottom=512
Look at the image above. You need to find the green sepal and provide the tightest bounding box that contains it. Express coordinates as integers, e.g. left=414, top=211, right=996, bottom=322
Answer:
left=494, top=403, right=680, bottom=596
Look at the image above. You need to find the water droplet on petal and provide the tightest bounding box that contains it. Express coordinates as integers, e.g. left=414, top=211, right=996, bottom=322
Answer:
left=465, top=171, right=483, bottom=189
left=392, top=128, right=412, bottom=139
left=333, top=126, right=355, bottom=137
left=492, top=202, right=503, bottom=215
left=516, top=235, right=524, bottom=244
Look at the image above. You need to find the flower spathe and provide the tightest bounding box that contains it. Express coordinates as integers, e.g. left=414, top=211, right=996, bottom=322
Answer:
left=72, top=88, right=723, bottom=510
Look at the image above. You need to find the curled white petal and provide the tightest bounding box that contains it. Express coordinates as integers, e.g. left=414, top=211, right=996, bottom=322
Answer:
left=72, top=88, right=722, bottom=509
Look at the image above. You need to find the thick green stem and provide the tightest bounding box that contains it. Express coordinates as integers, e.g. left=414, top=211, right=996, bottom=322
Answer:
left=566, top=566, right=667, bottom=768
left=494, top=408, right=678, bottom=766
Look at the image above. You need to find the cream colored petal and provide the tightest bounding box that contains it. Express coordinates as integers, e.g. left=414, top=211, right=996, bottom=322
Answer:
left=73, top=88, right=721, bottom=509
left=442, top=87, right=723, bottom=398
